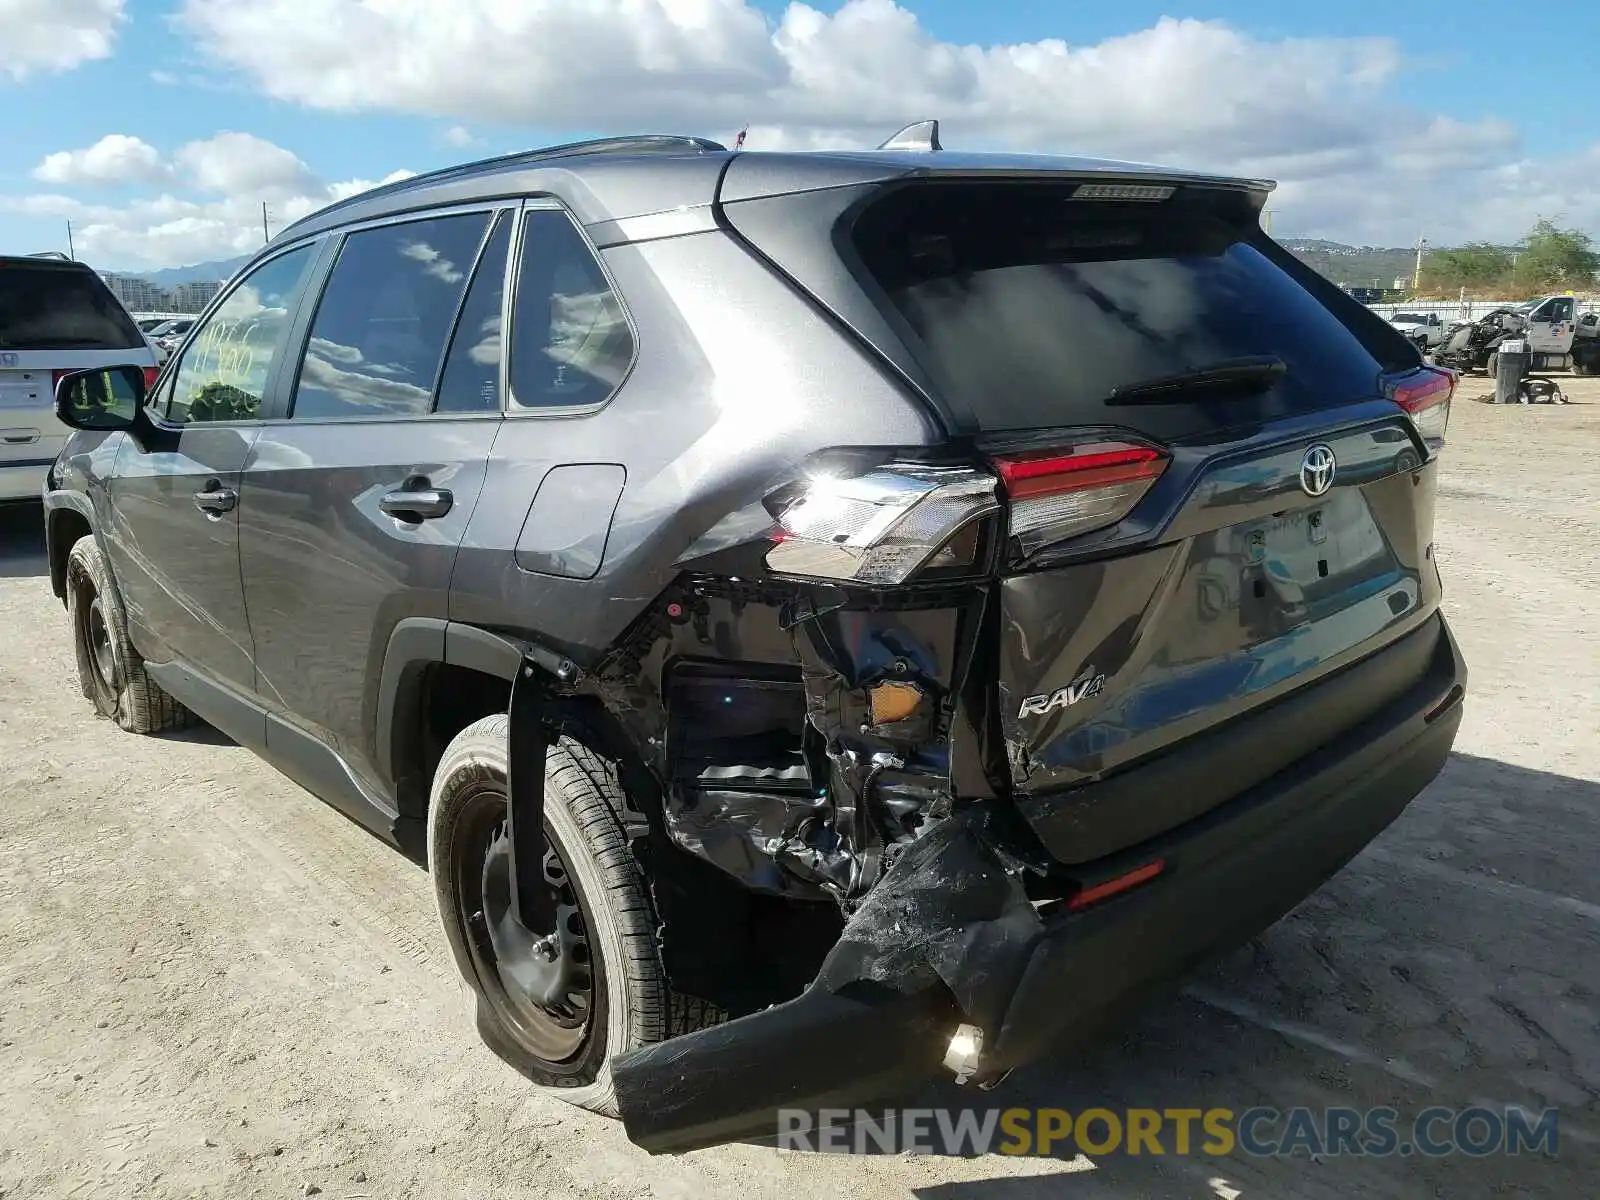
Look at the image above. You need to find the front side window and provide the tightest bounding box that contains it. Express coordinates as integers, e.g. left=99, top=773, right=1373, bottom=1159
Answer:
left=290, top=212, right=490, bottom=420
left=509, top=210, right=633, bottom=410
left=167, top=245, right=317, bottom=424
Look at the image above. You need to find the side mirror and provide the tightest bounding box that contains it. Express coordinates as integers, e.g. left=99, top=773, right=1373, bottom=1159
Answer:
left=53, top=365, right=147, bottom=432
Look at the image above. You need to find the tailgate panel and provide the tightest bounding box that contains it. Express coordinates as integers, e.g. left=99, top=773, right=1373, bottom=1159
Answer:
left=998, top=418, right=1442, bottom=864
left=0, top=368, right=57, bottom=467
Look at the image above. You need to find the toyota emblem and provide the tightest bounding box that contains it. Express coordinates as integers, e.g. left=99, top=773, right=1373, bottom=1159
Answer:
left=1299, top=444, right=1337, bottom=497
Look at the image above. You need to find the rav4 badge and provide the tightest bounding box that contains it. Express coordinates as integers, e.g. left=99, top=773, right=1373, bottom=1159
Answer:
left=1018, top=670, right=1107, bottom=718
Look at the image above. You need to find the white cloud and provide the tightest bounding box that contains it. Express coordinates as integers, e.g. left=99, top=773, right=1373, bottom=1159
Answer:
left=0, top=0, right=125, bottom=81
left=33, top=135, right=168, bottom=186
left=173, top=0, right=1600, bottom=244
left=174, top=131, right=321, bottom=197
left=327, top=169, right=416, bottom=201
left=2, top=139, right=413, bottom=268
left=442, top=125, right=483, bottom=149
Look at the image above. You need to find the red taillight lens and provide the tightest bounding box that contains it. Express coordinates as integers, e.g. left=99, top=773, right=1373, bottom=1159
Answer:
left=143, top=366, right=160, bottom=391
left=1388, top=366, right=1453, bottom=451
left=991, top=441, right=1168, bottom=555
left=50, top=369, right=73, bottom=391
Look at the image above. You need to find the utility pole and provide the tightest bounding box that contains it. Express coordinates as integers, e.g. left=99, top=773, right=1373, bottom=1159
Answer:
left=1413, top=234, right=1427, bottom=293
left=66, top=220, right=75, bottom=259
left=262, top=201, right=271, bottom=244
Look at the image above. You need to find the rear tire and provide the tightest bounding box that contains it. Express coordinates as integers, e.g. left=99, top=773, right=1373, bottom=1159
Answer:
left=65, top=537, right=190, bottom=734
left=427, top=715, right=718, bottom=1115
left=1485, top=351, right=1498, bottom=378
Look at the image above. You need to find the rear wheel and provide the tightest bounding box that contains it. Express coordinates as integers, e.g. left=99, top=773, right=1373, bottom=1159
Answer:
left=65, top=538, right=190, bottom=734
left=1485, top=350, right=1499, bottom=377
left=427, top=716, right=717, bottom=1113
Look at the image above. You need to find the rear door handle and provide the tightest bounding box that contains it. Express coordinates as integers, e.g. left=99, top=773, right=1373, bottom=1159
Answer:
left=379, top=488, right=453, bottom=521
left=193, top=484, right=237, bottom=515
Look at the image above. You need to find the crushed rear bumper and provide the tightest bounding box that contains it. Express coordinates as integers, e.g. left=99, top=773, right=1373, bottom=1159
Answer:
left=615, top=616, right=1466, bottom=1154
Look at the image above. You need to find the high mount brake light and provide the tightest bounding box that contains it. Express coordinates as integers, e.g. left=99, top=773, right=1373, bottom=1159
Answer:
left=765, top=465, right=998, bottom=586
left=1070, top=183, right=1175, bottom=202
left=991, top=442, right=1168, bottom=556
left=1387, top=366, right=1453, bottom=451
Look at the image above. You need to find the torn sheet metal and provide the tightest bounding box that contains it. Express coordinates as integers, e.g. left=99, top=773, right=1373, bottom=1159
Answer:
left=812, top=804, right=1046, bottom=1030
left=661, top=782, right=843, bottom=897
left=613, top=802, right=1048, bottom=1153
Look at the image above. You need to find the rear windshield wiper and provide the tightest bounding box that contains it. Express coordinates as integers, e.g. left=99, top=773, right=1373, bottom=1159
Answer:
left=1107, top=355, right=1287, bottom=405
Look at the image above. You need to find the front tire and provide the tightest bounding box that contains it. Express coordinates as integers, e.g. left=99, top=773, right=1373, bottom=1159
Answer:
left=65, top=538, right=190, bottom=734
left=427, top=716, right=712, bottom=1114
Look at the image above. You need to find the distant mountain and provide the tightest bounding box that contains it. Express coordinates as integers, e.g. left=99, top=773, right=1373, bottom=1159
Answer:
left=1281, top=239, right=1368, bottom=253
left=144, top=255, right=251, bottom=287
left=1283, top=241, right=1418, bottom=288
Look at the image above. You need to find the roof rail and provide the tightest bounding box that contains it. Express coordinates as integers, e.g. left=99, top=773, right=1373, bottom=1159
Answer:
left=25, top=250, right=73, bottom=261
left=876, top=120, right=942, bottom=152
left=279, top=134, right=728, bottom=239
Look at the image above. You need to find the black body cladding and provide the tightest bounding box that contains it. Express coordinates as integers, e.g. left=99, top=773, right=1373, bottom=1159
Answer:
left=42, top=133, right=1465, bottom=1154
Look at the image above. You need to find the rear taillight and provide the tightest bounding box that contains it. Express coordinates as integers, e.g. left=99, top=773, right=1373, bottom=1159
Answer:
left=50, top=369, right=73, bottom=391
left=1387, top=366, right=1453, bottom=452
left=765, top=465, right=998, bottom=586
left=143, top=366, right=160, bottom=391
left=991, top=441, right=1168, bottom=556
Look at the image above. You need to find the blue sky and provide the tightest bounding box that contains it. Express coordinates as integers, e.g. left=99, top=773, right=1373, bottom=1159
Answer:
left=3, top=0, right=1596, bottom=270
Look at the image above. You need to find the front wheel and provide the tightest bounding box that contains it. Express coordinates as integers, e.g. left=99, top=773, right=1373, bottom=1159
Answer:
left=427, top=716, right=715, bottom=1113
left=64, top=537, right=190, bottom=734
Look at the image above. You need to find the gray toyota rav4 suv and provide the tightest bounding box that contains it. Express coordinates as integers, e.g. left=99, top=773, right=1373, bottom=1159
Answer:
left=43, top=126, right=1467, bottom=1154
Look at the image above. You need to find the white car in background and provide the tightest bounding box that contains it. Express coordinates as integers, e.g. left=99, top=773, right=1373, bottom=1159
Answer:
left=0, top=255, right=160, bottom=503
left=141, top=318, right=197, bottom=365
left=1389, top=311, right=1446, bottom=350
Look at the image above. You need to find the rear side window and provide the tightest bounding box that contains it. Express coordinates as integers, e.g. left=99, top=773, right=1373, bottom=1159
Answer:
left=509, top=210, right=633, bottom=410
left=851, top=183, right=1404, bottom=436
left=436, top=211, right=511, bottom=414
left=291, top=211, right=491, bottom=420
left=0, top=264, right=143, bottom=351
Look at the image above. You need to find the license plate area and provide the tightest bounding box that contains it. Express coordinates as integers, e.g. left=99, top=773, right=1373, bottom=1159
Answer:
left=1242, top=490, right=1389, bottom=595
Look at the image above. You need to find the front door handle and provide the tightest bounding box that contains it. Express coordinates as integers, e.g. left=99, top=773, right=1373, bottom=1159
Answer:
left=379, top=487, right=453, bottom=521
left=193, top=483, right=237, bottom=515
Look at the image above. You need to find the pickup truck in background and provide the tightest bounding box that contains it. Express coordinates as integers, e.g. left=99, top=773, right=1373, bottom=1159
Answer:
left=1389, top=312, right=1446, bottom=350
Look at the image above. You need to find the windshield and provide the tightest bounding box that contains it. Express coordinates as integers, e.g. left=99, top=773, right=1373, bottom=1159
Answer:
left=850, top=182, right=1407, bottom=435
left=0, top=264, right=145, bottom=350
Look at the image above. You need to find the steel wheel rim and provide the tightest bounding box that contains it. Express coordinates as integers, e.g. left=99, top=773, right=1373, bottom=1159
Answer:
left=453, top=785, right=594, bottom=1062
left=85, top=595, right=116, bottom=694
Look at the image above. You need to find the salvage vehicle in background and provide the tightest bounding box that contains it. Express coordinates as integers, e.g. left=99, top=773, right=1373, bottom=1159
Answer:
left=0, top=255, right=158, bottom=504
left=41, top=125, right=1468, bottom=1154
left=1434, top=295, right=1592, bottom=374
left=1389, top=311, right=1445, bottom=351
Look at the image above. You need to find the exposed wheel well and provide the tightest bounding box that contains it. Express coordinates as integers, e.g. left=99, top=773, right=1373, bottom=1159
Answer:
left=420, top=662, right=512, bottom=799
left=389, top=653, right=842, bottom=1016
left=49, top=508, right=92, bottom=601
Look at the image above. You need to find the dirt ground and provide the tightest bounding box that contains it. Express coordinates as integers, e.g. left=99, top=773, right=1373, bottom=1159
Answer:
left=1, top=378, right=1596, bottom=1199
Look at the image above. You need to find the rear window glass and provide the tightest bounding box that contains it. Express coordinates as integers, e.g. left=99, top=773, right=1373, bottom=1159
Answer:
left=851, top=183, right=1399, bottom=435
left=0, top=264, right=144, bottom=351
